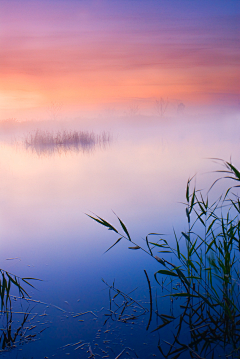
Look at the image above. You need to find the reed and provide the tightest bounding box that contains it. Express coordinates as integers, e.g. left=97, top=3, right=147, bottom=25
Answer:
left=88, top=159, right=240, bottom=358
left=0, top=269, right=37, bottom=311
left=24, top=129, right=110, bottom=155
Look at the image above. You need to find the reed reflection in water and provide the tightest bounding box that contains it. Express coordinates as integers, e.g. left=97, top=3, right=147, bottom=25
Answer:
left=23, top=130, right=111, bottom=156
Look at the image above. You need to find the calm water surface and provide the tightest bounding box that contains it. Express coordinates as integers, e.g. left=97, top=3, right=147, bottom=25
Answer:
left=0, top=113, right=240, bottom=358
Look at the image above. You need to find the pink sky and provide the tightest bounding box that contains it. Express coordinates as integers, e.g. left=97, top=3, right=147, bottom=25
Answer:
left=0, top=0, right=239, bottom=119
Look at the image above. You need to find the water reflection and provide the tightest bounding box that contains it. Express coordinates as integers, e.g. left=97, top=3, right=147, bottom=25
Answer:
left=0, top=299, right=48, bottom=355
left=0, top=295, right=97, bottom=357
left=0, top=294, right=147, bottom=358
left=102, top=279, right=148, bottom=326
left=23, top=129, right=111, bottom=156
left=0, top=307, right=32, bottom=353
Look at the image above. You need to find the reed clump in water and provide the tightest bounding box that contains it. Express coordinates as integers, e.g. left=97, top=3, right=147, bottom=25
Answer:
left=88, top=159, right=240, bottom=358
left=0, top=269, right=37, bottom=312
left=24, top=129, right=111, bottom=155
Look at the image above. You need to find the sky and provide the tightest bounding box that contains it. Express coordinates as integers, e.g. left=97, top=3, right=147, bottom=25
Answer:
left=0, top=0, right=239, bottom=120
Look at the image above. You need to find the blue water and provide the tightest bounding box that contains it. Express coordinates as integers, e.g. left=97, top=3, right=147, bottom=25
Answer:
left=0, top=113, right=240, bottom=358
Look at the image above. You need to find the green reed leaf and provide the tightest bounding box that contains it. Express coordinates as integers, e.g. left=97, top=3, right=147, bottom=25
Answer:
left=226, top=162, right=240, bottom=181
left=186, top=259, right=198, bottom=273
left=154, top=256, right=166, bottom=266
left=181, top=232, right=190, bottom=241
left=174, top=231, right=181, bottom=260
left=174, top=267, right=190, bottom=287
left=206, top=218, right=217, bottom=235
left=197, top=201, right=206, bottom=216
left=155, top=270, right=178, bottom=277
left=171, top=292, right=192, bottom=297
left=189, top=238, right=198, bottom=257
left=186, top=180, right=190, bottom=202
left=128, top=246, right=140, bottom=250
left=104, top=237, right=123, bottom=253
left=86, top=214, right=118, bottom=233
left=150, top=243, right=168, bottom=248
left=189, top=188, right=195, bottom=213
left=146, top=236, right=153, bottom=256
left=113, top=213, right=131, bottom=241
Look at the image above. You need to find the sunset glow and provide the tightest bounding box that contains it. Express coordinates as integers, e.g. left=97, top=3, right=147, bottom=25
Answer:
left=0, top=0, right=239, bottom=119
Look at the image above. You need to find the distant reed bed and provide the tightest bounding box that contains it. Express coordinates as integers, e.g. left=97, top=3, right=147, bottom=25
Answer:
left=24, top=129, right=111, bottom=155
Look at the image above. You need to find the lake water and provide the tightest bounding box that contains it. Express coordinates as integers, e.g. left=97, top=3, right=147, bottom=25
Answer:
left=0, top=112, right=240, bottom=358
